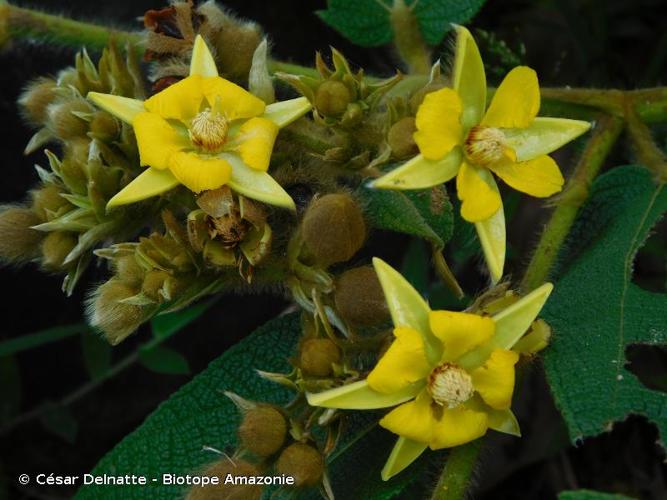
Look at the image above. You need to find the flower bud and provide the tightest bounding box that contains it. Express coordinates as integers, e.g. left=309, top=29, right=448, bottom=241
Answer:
left=299, top=338, right=340, bottom=377
left=87, top=279, right=148, bottom=345
left=213, top=19, right=263, bottom=80
left=276, top=443, right=324, bottom=488
left=387, top=117, right=418, bottom=159
left=141, top=269, right=170, bottom=301
left=0, top=205, right=44, bottom=263
left=89, top=111, right=120, bottom=142
left=18, top=78, right=58, bottom=125
left=302, top=194, right=366, bottom=266
left=238, top=406, right=287, bottom=457
left=40, top=231, right=77, bottom=271
left=186, top=459, right=262, bottom=500
left=114, top=255, right=145, bottom=288
left=315, top=80, right=352, bottom=117
left=30, top=184, right=70, bottom=220
left=334, top=266, right=389, bottom=326
left=47, top=99, right=92, bottom=140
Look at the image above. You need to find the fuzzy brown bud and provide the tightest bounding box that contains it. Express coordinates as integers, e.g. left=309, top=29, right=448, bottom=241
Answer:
left=315, top=80, right=352, bottom=117
left=19, top=78, right=58, bottom=125
left=41, top=231, right=77, bottom=271
left=186, top=459, right=262, bottom=500
left=276, top=443, right=324, bottom=488
left=388, top=117, right=418, bottom=159
left=89, top=111, right=120, bottom=141
left=141, top=269, right=170, bottom=301
left=87, top=280, right=148, bottom=345
left=302, top=194, right=366, bottom=266
left=114, top=255, right=145, bottom=288
left=30, top=185, right=70, bottom=220
left=0, top=206, right=44, bottom=263
left=335, top=266, right=389, bottom=326
left=299, top=338, right=341, bottom=377
left=47, top=99, right=92, bottom=139
left=238, top=406, right=287, bottom=457
left=213, top=19, right=263, bottom=80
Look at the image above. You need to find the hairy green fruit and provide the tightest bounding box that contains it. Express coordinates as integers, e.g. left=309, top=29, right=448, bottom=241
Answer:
left=299, top=338, right=340, bottom=377
left=315, top=80, right=352, bottom=117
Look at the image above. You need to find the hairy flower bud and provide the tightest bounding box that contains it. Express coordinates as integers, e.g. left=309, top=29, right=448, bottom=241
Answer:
left=87, top=279, right=148, bottom=345
left=299, top=338, right=341, bottom=377
left=238, top=406, right=287, bottom=457
left=186, top=459, right=262, bottom=500
left=40, top=231, right=77, bottom=271
left=114, top=255, right=145, bottom=288
left=89, top=111, right=120, bottom=142
left=141, top=269, right=170, bottom=301
left=315, top=80, right=352, bottom=117
left=19, top=77, right=58, bottom=125
left=30, top=184, right=71, bottom=220
left=302, top=194, right=366, bottom=266
left=47, top=99, right=93, bottom=140
left=334, top=266, right=389, bottom=326
left=0, top=205, right=44, bottom=263
left=276, top=443, right=324, bottom=488
left=387, top=117, right=418, bottom=159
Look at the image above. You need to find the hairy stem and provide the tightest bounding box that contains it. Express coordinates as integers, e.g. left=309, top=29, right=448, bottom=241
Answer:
left=431, top=441, right=482, bottom=500
left=625, top=102, right=667, bottom=182
left=520, top=113, right=624, bottom=292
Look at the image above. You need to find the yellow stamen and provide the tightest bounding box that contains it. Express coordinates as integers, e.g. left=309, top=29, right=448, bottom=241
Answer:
left=464, top=125, right=508, bottom=166
left=190, top=109, right=229, bottom=152
left=427, top=362, right=474, bottom=408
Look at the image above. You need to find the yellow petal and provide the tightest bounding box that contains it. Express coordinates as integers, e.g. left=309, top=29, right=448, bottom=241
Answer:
left=381, top=437, right=428, bottom=481
left=144, top=75, right=205, bottom=121
left=306, top=380, right=422, bottom=410
left=367, top=327, right=431, bottom=394
left=475, top=206, right=506, bottom=285
left=470, top=349, right=519, bottom=410
left=482, top=66, right=540, bottom=129
left=133, top=112, right=190, bottom=170
left=233, top=117, right=279, bottom=171
left=189, top=35, right=218, bottom=78
left=503, top=117, right=591, bottom=162
left=414, top=87, right=463, bottom=160
left=456, top=162, right=502, bottom=222
left=168, top=151, right=232, bottom=193
left=487, top=408, right=521, bottom=436
left=202, top=77, right=265, bottom=120
left=263, top=97, right=312, bottom=128
left=489, top=155, right=564, bottom=198
left=379, top=391, right=434, bottom=444
left=223, top=153, right=295, bottom=210
left=452, top=25, right=487, bottom=129
left=429, top=405, right=488, bottom=449
left=372, top=257, right=441, bottom=365
left=106, top=168, right=180, bottom=209
left=428, top=311, right=495, bottom=362
left=87, top=93, right=144, bottom=125
left=371, top=150, right=463, bottom=190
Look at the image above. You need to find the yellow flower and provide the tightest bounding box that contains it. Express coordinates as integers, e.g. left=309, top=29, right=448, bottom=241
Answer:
left=88, top=36, right=311, bottom=211
left=372, top=26, right=590, bottom=283
left=307, top=258, right=553, bottom=480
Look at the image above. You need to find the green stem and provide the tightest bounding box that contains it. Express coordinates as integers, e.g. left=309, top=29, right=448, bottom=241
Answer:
left=389, top=0, right=432, bottom=74
left=625, top=101, right=667, bottom=182
left=520, top=113, right=624, bottom=292
left=431, top=441, right=482, bottom=500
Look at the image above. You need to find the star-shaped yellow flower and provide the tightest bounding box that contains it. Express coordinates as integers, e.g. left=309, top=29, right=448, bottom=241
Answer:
left=307, top=258, right=553, bottom=480
left=372, top=26, right=590, bottom=282
left=88, top=35, right=311, bottom=211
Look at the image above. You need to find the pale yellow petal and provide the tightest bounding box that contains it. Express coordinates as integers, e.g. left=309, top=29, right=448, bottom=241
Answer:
left=233, top=117, right=278, bottom=171
left=489, top=155, right=564, bottom=197
left=381, top=437, right=428, bottom=481
left=202, top=77, right=265, bottom=120
left=456, top=162, right=502, bottom=222
left=168, top=151, right=232, bottom=193
left=87, top=93, right=144, bottom=125
left=452, top=25, right=487, bottom=129
left=367, top=327, right=431, bottom=394
left=144, top=75, right=205, bottom=121
left=429, top=311, right=495, bottom=362
left=379, top=391, right=434, bottom=444
left=189, top=35, right=218, bottom=78
left=106, top=168, right=180, bottom=209
left=482, top=66, right=540, bottom=129
left=429, top=405, right=488, bottom=449
left=503, top=117, right=591, bottom=162
left=306, top=380, right=421, bottom=410
left=133, top=112, right=190, bottom=170
left=263, top=97, right=311, bottom=128
left=371, top=150, right=462, bottom=190
left=414, top=87, right=463, bottom=160
left=470, top=349, right=519, bottom=410
left=475, top=206, right=506, bottom=285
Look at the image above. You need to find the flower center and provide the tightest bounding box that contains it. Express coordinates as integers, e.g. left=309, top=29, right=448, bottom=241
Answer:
left=190, top=109, right=229, bottom=152
left=427, top=363, right=474, bottom=408
left=464, top=125, right=507, bottom=166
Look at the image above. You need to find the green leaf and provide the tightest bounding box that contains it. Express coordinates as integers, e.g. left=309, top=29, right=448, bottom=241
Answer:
left=542, top=166, right=667, bottom=445
left=0, top=322, right=89, bottom=357
left=151, top=298, right=217, bottom=340
left=81, top=332, right=112, bottom=380
left=317, top=0, right=485, bottom=48
left=358, top=185, right=453, bottom=248
left=558, top=490, right=635, bottom=500
left=139, top=346, right=190, bottom=375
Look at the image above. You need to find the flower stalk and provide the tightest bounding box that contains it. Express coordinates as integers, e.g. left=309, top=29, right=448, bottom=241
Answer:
left=430, top=440, right=482, bottom=500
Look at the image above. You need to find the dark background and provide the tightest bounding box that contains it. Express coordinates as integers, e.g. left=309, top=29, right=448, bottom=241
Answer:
left=1, top=0, right=666, bottom=499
